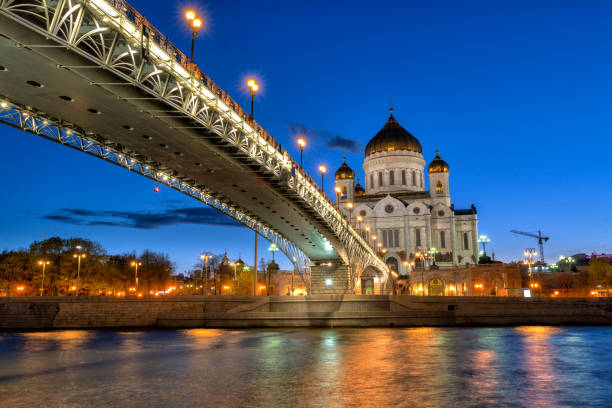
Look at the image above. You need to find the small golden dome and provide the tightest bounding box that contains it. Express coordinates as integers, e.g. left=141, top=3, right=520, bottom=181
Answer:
left=428, top=150, right=449, bottom=173
left=355, top=179, right=365, bottom=195
left=335, top=157, right=355, bottom=180
left=365, top=110, right=422, bottom=156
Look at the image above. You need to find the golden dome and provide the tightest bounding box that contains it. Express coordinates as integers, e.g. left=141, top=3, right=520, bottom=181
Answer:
left=355, top=179, right=365, bottom=195
left=335, top=157, right=355, bottom=180
left=428, top=150, right=449, bottom=173
left=365, top=110, right=422, bottom=156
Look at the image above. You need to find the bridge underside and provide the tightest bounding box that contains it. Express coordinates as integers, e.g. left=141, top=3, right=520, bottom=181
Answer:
left=0, top=13, right=346, bottom=265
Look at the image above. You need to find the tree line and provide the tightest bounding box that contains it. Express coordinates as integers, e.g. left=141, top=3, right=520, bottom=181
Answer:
left=0, top=237, right=174, bottom=296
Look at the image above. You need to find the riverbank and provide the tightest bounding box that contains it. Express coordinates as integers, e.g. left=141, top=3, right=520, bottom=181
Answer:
left=1, top=295, right=611, bottom=329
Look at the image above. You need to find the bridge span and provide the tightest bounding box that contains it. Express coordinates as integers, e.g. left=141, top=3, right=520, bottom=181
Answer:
left=0, top=0, right=391, bottom=293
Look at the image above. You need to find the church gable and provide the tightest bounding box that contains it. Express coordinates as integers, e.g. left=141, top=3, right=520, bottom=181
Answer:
left=373, top=195, right=407, bottom=217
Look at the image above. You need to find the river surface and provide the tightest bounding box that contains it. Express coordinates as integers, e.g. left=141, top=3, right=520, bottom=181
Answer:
left=0, top=327, right=611, bottom=407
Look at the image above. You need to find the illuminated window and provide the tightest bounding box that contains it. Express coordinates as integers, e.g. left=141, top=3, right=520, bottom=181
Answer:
left=436, top=180, right=443, bottom=193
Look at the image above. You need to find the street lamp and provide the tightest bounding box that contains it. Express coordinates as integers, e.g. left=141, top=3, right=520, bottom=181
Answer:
left=185, top=9, right=203, bottom=63
left=413, top=250, right=426, bottom=295
left=478, top=234, right=491, bottom=256
left=247, top=78, right=259, bottom=121
left=38, top=260, right=50, bottom=296
left=268, top=243, right=279, bottom=263
left=346, top=202, right=354, bottom=225
left=297, top=137, right=306, bottom=167
left=200, top=253, right=213, bottom=295
left=565, top=256, right=575, bottom=272
left=319, top=165, right=327, bottom=190
left=73, top=247, right=86, bottom=296
left=524, top=248, right=537, bottom=285
left=131, top=261, right=142, bottom=289
left=356, top=215, right=363, bottom=233
left=428, top=247, right=439, bottom=268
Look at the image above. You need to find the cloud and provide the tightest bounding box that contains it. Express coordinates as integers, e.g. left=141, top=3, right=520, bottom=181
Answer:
left=42, top=207, right=240, bottom=229
left=288, top=122, right=360, bottom=153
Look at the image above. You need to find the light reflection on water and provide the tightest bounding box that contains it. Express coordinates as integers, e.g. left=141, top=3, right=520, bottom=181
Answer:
left=0, top=327, right=611, bottom=407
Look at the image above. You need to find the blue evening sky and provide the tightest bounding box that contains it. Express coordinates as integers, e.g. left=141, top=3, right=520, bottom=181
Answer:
left=1, top=0, right=611, bottom=273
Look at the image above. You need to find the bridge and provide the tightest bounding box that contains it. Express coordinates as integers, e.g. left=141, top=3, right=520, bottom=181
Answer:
left=0, top=0, right=391, bottom=294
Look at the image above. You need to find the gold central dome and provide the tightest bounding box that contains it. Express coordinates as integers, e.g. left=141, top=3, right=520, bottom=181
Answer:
left=365, top=110, right=422, bottom=156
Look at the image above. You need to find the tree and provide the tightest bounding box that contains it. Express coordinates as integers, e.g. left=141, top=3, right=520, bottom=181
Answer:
left=140, top=249, right=174, bottom=292
left=235, top=265, right=253, bottom=295
left=589, top=258, right=611, bottom=288
left=0, top=250, right=32, bottom=295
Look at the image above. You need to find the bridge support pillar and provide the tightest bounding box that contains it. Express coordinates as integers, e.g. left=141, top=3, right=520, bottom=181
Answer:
left=310, top=264, right=351, bottom=295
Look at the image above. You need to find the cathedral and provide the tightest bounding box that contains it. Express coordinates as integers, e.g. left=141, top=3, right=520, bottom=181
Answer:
left=334, top=109, right=479, bottom=278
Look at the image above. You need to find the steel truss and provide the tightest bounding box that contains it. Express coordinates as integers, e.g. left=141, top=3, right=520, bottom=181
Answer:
left=0, top=0, right=390, bottom=280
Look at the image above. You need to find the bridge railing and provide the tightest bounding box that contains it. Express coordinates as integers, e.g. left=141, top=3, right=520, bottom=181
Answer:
left=103, top=0, right=285, bottom=152
left=98, top=0, right=384, bottom=269
left=98, top=0, right=379, bottom=251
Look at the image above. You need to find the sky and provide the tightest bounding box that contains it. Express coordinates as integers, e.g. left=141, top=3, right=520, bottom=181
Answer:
left=1, top=0, right=611, bottom=274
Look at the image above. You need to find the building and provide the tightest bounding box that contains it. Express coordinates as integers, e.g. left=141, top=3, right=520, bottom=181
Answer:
left=399, top=264, right=522, bottom=296
left=335, top=108, right=479, bottom=281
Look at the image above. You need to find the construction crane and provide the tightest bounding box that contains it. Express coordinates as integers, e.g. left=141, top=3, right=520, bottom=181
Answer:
left=510, top=230, right=549, bottom=263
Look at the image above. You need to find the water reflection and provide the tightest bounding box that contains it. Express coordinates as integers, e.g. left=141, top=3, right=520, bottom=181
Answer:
left=0, top=327, right=610, bottom=408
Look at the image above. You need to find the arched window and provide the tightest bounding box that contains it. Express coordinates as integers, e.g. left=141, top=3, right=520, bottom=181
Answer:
left=420, top=173, right=424, bottom=187
left=389, top=171, right=395, bottom=185
left=412, top=171, right=416, bottom=186
left=463, top=233, right=469, bottom=250
left=436, top=180, right=443, bottom=193
left=378, top=172, right=383, bottom=186
left=401, top=170, right=406, bottom=184
left=370, top=174, right=374, bottom=189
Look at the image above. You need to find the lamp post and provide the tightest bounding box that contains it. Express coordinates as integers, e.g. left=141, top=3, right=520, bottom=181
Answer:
left=346, top=202, right=354, bottom=226
left=566, top=256, right=575, bottom=273
left=73, top=247, right=86, bottom=296
left=319, top=165, right=327, bottom=190
left=247, top=78, right=259, bottom=121
left=131, top=261, right=142, bottom=289
left=478, top=234, right=491, bottom=257
left=428, top=247, right=439, bottom=268
left=414, top=249, right=425, bottom=295
left=200, top=253, right=212, bottom=295
left=38, top=260, right=50, bottom=296
left=335, top=186, right=342, bottom=202
left=356, top=216, right=363, bottom=234
left=268, top=243, right=279, bottom=263
left=524, top=248, right=537, bottom=286
left=185, top=10, right=202, bottom=64
left=297, top=137, right=306, bottom=168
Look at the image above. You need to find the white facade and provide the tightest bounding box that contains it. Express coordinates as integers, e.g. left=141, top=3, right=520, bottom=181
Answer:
left=335, top=111, right=479, bottom=277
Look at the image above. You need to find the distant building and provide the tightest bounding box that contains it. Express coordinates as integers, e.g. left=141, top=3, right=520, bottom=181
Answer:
left=398, top=264, right=522, bottom=296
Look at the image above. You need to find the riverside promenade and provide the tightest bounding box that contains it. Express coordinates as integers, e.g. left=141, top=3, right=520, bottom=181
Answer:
left=1, top=295, right=611, bottom=330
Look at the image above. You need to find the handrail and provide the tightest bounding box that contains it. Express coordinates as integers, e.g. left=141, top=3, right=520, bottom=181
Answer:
left=92, top=0, right=385, bottom=267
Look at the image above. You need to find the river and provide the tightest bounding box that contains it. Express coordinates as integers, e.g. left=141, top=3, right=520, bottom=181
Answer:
left=0, top=327, right=610, bottom=407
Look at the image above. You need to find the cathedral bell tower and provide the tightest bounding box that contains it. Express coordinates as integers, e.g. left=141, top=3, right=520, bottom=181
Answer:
left=428, top=150, right=450, bottom=206
left=334, top=157, right=355, bottom=204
